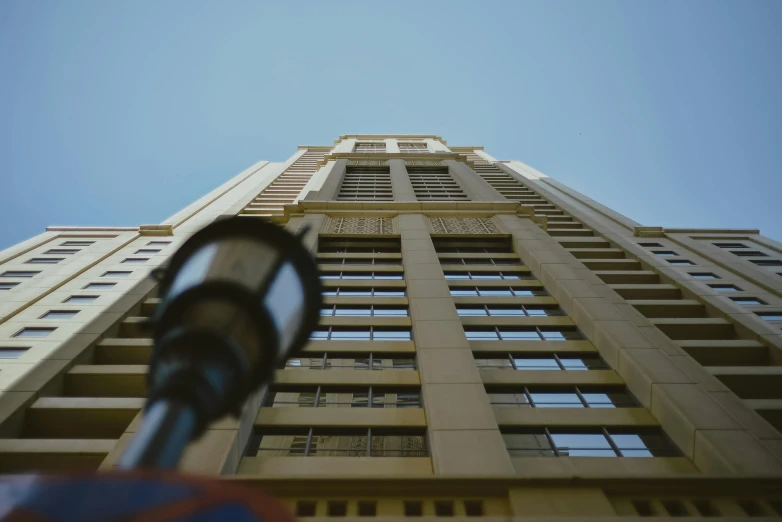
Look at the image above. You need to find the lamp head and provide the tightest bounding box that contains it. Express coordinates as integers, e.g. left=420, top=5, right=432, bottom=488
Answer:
left=148, top=217, right=322, bottom=431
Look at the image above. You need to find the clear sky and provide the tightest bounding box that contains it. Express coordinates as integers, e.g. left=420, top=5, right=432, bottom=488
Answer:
left=2, top=1, right=781, bottom=250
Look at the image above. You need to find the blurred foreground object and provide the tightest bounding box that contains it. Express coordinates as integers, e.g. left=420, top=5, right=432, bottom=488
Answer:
left=0, top=472, right=298, bottom=521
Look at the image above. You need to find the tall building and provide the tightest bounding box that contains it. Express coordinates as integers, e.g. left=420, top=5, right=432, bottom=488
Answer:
left=1, top=134, right=781, bottom=517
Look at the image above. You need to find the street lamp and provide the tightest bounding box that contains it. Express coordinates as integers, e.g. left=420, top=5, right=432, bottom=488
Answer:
left=118, top=217, right=322, bottom=469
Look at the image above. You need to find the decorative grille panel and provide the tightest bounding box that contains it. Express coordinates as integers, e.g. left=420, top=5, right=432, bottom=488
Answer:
left=408, top=167, right=468, bottom=201
left=324, top=217, right=396, bottom=235
left=398, top=143, right=430, bottom=154
left=338, top=166, right=393, bottom=201
left=429, top=217, right=501, bottom=235
left=354, top=142, right=386, bottom=153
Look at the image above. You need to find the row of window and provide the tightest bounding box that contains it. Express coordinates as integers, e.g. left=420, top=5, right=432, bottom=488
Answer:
left=294, top=499, right=485, bottom=518
left=268, top=387, right=420, bottom=408
left=266, top=385, right=636, bottom=409
left=319, top=258, right=401, bottom=266
left=322, top=288, right=405, bottom=297
left=640, top=242, right=782, bottom=270
left=286, top=353, right=416, bottom=370
left=440, top=257, right=522, bottom=266
left=309, top=328, right=412, bottom=341
left=353, top=142, right=431, bottom=153
left=320, top=306, right=408, bottom=317
left=450, top=287, right=547, bottom=297
left=476, top=353, right=607, bottom=371
left=251, top=427, right=676, bottom=458
left=465, top=327, right=582, bottom=342
left=456, top=305, right=562, bottom=317
left=444, top=271, right=530, bottom=280
left=320, top=272, right=403, bottom=280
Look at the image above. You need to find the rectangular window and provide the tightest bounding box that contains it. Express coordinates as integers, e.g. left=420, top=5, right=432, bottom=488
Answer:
left=476, top=353, right=605, bottom=371
left=731, top=297, right=766, bottom=305
left=751, top=260, right=782, bottom=267
left=689, top=273, right=720, bottom=280
left=254, top=428, right=427, bottom=457
left=653, top=251, right=679, bottom=257
left=713, top=242, right=747, bottom=248
left=147, top=241, right=172, bottom=246
left=44, top=249, right=79, bottom=255
left=269, top=387, right=421, bottom=408
left=488, top=387, right=637, bottom=408
left=354, top=142, right=386, bottom=153
left=637, top=243, right=663, bottom=247
left=756, top=312, right=782, bottom=321
left=26, top=258, right=64, bottom=264
left=322, top=287, right=405, bottom=297
left=1, top=282, right=20, bottom=290
left=61, top=241, right=95, bottom=246
left=503, top=428, right=678, bottom=457
left=64, top=295, right=99, bottom=304
left=709, top=284, right=742, bottom=292
left=122, top=258, right=149, bottom=264
left=102, top=271, right=132, bottom=277
left=320, top=271, right=403, bottom=280
left=40, top=310, right=79, bottom=320
left=337, top=166, right=393, bottom=201
left=0, top=347, right=30, bottom=359
left=134, top=249, right=161, bottom=254
left=1, top=271, right=41, bottom=278
left=667, top=260, right=695, bottom=266
left=286, top=354, right=416, bottom=371
left=731, top=250, right=767, bottom=257
left=450, top=287, right=547, bottom=297
left=408, top=167, right=469, bottom=201
left=309, top=327, right=411, bottom=341
left=14, top=327, right=56, bottom=338
left=83, top=282, right=116, bottom=290
left=398, top=143, right=430, bottom=153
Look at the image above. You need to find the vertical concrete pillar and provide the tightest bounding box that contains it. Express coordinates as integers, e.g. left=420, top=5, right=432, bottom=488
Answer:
left=399, top=213, right=514, bottom=475
left=389, top=160, right=416, bottom=202
left=332, top=138, right=356, bottom=153
left=304, top=159, right=347, bottom=201
left=385, top=139, right=400, bottom=153
left=426, top=138, right=450, bottom=153
left=443, top=161, right=505, bottom=201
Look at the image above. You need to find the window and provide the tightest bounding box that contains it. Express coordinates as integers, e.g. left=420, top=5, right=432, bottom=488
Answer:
left=434, top=501, right=454, bottom=517
left=0, top=347, right=29, bottom=359
left=662, top=501, right=689, bottom=517
left=731, top=250, right=767, bottom=257
left=667, top=260, right=695, bottom=266
left=709, top=284, right=742, bottom=292
left=40, top=310, right=79, bottom=320
left=61, top=241, right=95, bottom=247
left=254, top=428, right=427, bottom=457
left=503, top=428, right=679, bottom=457
left=463, top=501, right=483, bottom=517
left=44, top=249, right=79, bottom=255
left=731, top=297, right=766, bottom=305
left=653, top=251, right=679, bottom=257
left=408, top=167, right=468, bottom=201
left=444, top=271, right=529, bottom=280
left=134, top=249, right=161, bottom=254
left=322, top=287, right=405, bottom=297
left=102, top=271, right=132, bottom=277
left=310, top=327, right=411, bottom=341
left=488, top=387, right=637, bottom=408
left=268, top=386, right=421, bottom=408
left=637, top=243, right=663, bottom=248
left=286, top=353, right=416, bottom=370
left=14, top=327, right=56, bottom=338
left=1, top=282, right=19, bottom=290
left=64, top=295, right=98, bottom=304
left=354, top=142, right=386, bottom=153
left=320, top=271, right=403, bottom=280
left=475, top=353, right=607, bottom=371
left=318, top=258, right=402, bottom=266
left=689, top=273, right=720, bottom=280
left=1, top=271, right=40, bottom=278
left=450, top=287, right=547, bottom=297
left=122, top=258, right=149, bottom=264
left=456, top=305, right=562, bottom=317
left=440, top=257, right=522, bottom=266
left=358, top=501, right=377, bottom=517
left=26, top=258, right=64, bottom=264
left=464, top=327, right=582, bottom=341
left=147, top=241, right=172, bottom=246
left=328, top=501, right=348, bottom=517
left=296, top=501, right=317, bottom=517
left=713, top=242, right=747, bottom=248
left=321, top=305, right=408, bottom=317
left=752, top=260, right=782, bottom=267
left=338, top=167, right=393, bottom=201
left=404, top=502, right=423, bottom=517
left=756, top=312, right=782, bottom=321
left=398, top=142, right=430, bottom=153
left=83, top=282, right=116, bottom=290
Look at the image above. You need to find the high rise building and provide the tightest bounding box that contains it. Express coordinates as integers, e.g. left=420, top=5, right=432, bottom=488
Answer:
left=1, top=134, right=781, bottom=517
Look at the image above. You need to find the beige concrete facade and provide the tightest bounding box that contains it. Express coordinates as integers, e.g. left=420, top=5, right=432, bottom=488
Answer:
left=1, top=134, right=782, bottom=518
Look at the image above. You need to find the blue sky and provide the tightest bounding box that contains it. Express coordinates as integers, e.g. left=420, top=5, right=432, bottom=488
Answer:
left=2, top=1, right=781, bottom=250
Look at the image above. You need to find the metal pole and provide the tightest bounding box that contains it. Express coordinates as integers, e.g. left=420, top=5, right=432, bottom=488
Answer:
left=116, top=400, right=198, bottom=469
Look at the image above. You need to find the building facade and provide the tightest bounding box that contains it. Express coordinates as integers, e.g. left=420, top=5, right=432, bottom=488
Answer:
left=1, top=134, right=782, bottom=518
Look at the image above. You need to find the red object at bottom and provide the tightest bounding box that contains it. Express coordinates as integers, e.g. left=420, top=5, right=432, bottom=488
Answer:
left=0, top=470, right=298, bottom=522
